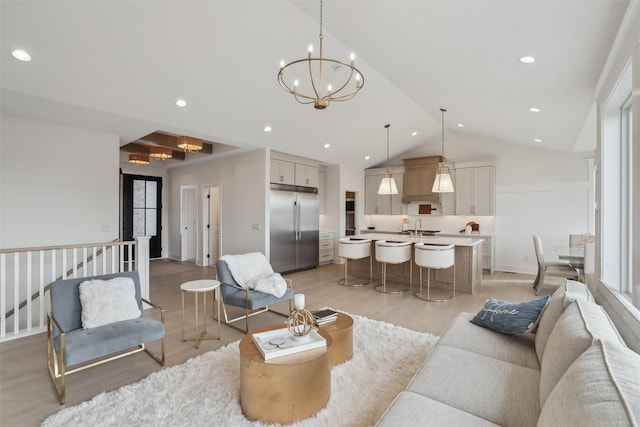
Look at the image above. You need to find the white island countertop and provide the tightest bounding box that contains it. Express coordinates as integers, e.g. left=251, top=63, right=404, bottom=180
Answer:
left=349, top=233, right=483, bottom=247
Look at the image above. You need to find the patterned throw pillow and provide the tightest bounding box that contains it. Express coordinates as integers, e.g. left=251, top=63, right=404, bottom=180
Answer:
left=471, top=296, right=551, bottom=334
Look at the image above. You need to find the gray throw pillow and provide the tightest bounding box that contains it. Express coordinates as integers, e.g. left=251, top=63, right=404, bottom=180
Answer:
left=470, top=296, right=550, bottom=334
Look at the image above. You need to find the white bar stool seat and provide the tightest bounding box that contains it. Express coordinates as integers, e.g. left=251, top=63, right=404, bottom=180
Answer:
left=414, top=243, right=455, bottom=302
left=338, top=238, right=372, bottom=287
left=374, top=240, right=412, bottom=294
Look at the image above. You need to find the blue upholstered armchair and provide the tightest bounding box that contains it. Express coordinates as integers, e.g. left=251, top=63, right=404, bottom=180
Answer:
left=47, top=271, right=165, bottom=404
left=216, top=257, right=294, bottom=333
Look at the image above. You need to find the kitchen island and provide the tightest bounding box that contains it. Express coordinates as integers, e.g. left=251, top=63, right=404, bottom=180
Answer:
left=346, top=233, right=484, bottom=294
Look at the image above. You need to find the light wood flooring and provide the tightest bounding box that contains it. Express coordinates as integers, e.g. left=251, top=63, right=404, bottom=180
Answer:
left=0, top=260, right=540, bottom=426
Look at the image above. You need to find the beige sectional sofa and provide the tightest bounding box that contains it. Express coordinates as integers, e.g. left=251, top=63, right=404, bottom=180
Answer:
left=377, top=281, right=640, bottom=426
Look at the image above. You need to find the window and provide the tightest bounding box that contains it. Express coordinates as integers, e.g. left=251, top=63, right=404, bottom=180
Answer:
left=600, top=65, right=634, bottom=306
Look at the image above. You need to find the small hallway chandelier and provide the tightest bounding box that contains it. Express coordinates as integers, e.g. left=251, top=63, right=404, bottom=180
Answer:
left=432, top=108, right=455, bottom=193
left=278, top=0, right=364, bottom=109
left=378, top=124, right=398, bottom=195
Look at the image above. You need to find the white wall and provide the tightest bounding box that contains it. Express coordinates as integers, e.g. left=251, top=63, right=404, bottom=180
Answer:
left=0, top=115, right=120, bottom=248
left=322, top=165, right=341, bottom=234
left=166, top=149, right=268, bottom=264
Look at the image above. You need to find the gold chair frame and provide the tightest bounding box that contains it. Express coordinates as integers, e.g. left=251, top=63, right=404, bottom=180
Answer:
left=47, top=298, right=165, bottom=404
left=216, top=279, right=294, bottom=334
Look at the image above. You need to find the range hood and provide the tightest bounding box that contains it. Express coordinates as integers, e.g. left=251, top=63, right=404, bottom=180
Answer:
left=402, top=156, right=441, bottom=203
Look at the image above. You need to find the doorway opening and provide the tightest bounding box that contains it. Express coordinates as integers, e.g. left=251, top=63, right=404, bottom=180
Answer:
left=345, top=191, right=356, bottom=236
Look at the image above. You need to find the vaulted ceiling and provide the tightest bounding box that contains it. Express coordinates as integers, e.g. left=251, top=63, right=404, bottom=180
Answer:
left=0, top=1, right=630, bottom=169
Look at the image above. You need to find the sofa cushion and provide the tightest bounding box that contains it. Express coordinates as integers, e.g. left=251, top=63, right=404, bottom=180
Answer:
left=471, top=296, right=549, bottom=334
left=538, top=340, right=640, bottom=426
left=79, top=277, right=141, bottom=329
left=376, top=391, right=501, bottom=427
left=535, top=280, right=594, bottom=363
left=407, top=346, right=540, bottom=427
left=539, top=298, right=627, bottom=406
left=437, top=313, right=539, bottom=370
left=55, top=316, right=165, bottom=366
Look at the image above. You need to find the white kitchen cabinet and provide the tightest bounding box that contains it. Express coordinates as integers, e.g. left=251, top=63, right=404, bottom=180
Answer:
left=481, top=236, right=495, bottom=273
left=295, top=164, right=319, bottom=188
left=365, top=174, right=382, bottom=214
left=364, top=169, right=405, bottom=215
left=455, top=166, right=494, bottom=215
left=270, top=158, right=318, bottom=188
left=270, top=159, right=295, bottom=185
left=440, top=169, right=456, bottom=215
left=319, top=231, right=335, bottom=264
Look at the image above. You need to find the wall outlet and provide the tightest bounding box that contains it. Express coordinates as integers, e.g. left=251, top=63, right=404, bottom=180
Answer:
left=252, top=223, right=260, bottom=230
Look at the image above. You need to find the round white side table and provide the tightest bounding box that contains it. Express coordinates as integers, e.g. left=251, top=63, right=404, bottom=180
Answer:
left=181, top=279, right=221, bottom=348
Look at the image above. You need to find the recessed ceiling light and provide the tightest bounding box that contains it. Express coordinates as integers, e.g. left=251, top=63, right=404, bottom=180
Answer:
left=456, top=123, right=464, bottom=128
left=176, top=99, right=187, bottom=107
left=520, top=56, right=535, bottom=64
left=12, top=49, right=31, bottom=61
left=529, top=107, right=540, bottom=112
left=264, top=126, right=272, bottom=132
left=411, top=131, right=418, bottom=136
left=364, top=156, right=370, bottom=160
left=324, top=143, right=331, bottom=148
left=533, top=138, right=542, bottom=143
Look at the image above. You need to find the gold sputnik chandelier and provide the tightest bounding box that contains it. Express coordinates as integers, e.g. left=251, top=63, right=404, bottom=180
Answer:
left=277, top=0, right=364, bottom=109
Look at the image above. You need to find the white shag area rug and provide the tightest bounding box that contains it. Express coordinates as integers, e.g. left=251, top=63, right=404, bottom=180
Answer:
left=42, top=314, right=439, bottom=427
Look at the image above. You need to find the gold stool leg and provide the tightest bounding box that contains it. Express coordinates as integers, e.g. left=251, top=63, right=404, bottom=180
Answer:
left=195, top=292, right=200, bottom=349
left=181, top=290, right=185, bottom=341
left=339, top=257, right=370, bottom=287
left=375, top=261, right=409, bottom=294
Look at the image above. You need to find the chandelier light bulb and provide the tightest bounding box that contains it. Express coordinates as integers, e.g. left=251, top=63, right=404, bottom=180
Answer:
left=327, top=84, right=332, bottom=91
left=294, top=79, right=299, bottom=87
left=308, top=44, right=314, bottom=53
left=350, top=52, right=355, bottom=61
left=279, top=60, right=285, bottom=68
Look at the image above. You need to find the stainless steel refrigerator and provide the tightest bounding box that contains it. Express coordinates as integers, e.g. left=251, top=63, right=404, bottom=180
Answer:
left=269, top=184, right=319, bottom=273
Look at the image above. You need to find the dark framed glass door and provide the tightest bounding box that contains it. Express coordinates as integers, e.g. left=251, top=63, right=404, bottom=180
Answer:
left=122, top=174, right=162, bottom=259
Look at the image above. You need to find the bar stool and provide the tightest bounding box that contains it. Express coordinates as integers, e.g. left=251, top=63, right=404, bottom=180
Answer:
left=414, top=243, right=455, bottom=302
left=374, top=240, right=412, bottom=294
left=338, top=238, right=372, bottom=286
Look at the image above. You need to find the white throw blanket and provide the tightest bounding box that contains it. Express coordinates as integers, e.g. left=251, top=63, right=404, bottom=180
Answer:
left=219, top=252, right=287, bottom=298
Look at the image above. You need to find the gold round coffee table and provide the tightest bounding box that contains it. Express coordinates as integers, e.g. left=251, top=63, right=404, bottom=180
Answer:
left=239, top=324, right=332, bottom=424
left=315, top=312, right=354, bottom=366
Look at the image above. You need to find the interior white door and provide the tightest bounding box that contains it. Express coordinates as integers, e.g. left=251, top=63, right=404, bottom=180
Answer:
left=181, top=186, right=197, bottom=262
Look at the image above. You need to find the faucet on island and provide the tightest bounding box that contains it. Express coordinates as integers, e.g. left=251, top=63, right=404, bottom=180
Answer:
left=414, top=218, right=422, bottom=236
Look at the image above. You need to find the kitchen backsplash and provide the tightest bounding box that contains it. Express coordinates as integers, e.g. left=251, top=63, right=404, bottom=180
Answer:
left=364, top=214, right=495, bottom=236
